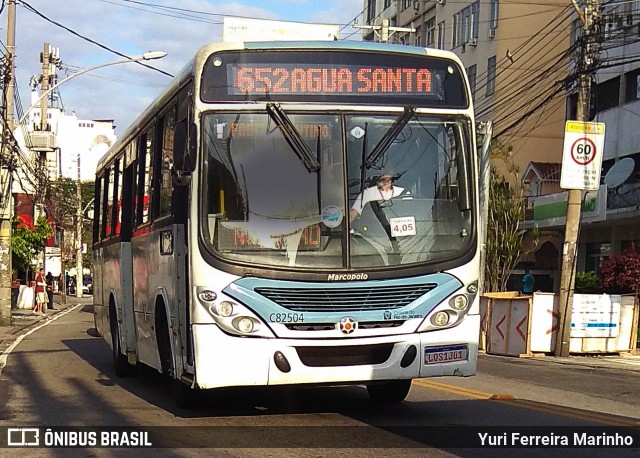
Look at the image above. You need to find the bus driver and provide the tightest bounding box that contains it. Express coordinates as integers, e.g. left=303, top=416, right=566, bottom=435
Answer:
left=350, top=170, right=405, bottom=222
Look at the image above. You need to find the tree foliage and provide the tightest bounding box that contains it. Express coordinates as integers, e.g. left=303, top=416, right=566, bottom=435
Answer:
left=599, top=250, right=640, bottom=295
left=11, top=215, right=54, bottom=275
left=483, top=155, right=538, bottom=292
left=46, top=178, right=95, bottom=271
left=574, top=271, right=599, bottom=294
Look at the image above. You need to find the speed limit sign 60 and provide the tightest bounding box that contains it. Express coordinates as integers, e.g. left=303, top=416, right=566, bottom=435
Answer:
left=560, top=121, right=605, bottom=191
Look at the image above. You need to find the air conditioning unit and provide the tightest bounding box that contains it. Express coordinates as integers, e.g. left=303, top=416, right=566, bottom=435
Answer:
left=470, top=38, right=478, bottom=46
left=488, top=29, right=496, bottom=38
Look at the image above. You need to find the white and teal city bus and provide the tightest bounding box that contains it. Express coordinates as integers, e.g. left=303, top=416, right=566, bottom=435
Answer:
left=93, top=41, right=480, bottom=407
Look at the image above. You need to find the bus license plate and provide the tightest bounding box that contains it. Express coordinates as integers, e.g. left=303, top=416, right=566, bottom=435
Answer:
left=424, top=344, right=468, bottom=365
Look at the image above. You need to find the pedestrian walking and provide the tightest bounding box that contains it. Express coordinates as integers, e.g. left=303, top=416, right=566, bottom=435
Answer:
left=46, top=272, right=54, bottom=309
left=34, top=268, right=46, bottom=315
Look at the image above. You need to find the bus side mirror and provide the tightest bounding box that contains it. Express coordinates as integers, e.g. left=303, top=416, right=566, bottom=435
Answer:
left=174, top=121, right=196, bottom=173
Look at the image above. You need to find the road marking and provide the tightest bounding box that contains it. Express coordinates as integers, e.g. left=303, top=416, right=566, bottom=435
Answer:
left=413, top=379, right=511, bottom=400
left=414, top=379, right=640, bottom=428
left=0, top=304, right=82, bottom=377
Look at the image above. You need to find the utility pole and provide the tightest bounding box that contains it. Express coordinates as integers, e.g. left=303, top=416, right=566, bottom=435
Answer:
left=39, top=44, right=51, bottom=133
left=353, top=18, right=415, bottom=43
left=76, top=153, right=82, bottom=298
left=555, top=0, right=600, bottom=357
left=0, top=0, right=17, bottom=327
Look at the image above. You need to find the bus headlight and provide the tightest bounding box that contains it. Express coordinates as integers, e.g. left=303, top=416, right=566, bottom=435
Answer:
left=217, top=301, right=234, bottom=317
left=430, top=311, right=450, bottom=327
left=450, top=294, right=468, bottom=311
left=234, top=317, right=255, bottom=333
left=417, top=282, right=478, bottom=333
left=197, top=287, right=274, bottom=338
left=198, top=290, right=217, bottom=302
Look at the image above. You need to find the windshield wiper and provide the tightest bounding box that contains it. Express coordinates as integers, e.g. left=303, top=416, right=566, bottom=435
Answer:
left=266, top=103, right=321, bottom=173
left=364, top=106, right=416, bottom=169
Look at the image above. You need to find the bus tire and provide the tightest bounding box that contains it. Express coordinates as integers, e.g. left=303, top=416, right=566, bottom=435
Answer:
left=172, top=379, right=195, bottom=410
left=366, top=379, right=411, bottom=403
left=156, top=304, right=195, bottom=409
left=110, top=307, right=136, bottom=377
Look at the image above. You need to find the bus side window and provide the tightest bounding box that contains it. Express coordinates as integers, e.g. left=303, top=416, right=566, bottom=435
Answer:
left=158, top=105, right=176, bottom=219
left=135, top=127, right=155, bottom=226
left=101, top=167, right=109, bottom=239
left=93, top=176, right=103, bottom=243
left=143, top=127, right=155, bottom=225
left=113, top=158, right=123, bottom=235
left=105, top=166, right=115, bottom=237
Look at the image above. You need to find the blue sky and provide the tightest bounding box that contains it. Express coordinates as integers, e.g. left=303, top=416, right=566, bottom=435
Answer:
left=2, top=0, right=364, bottom=134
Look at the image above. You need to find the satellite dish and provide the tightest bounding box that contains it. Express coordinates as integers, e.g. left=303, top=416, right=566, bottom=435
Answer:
left=604, top=157, right=635, bottom=189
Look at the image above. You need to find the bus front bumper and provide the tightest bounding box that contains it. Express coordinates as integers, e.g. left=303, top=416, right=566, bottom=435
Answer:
left=191, top=314, right=479, bottom=389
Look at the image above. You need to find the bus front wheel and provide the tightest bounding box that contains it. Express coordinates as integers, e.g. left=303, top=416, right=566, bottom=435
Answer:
left=156, top=305, right=195, bottom=409
left=366, top=379, right=412, bottom=403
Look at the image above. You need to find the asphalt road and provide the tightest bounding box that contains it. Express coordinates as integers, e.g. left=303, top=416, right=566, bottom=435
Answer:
left=0, top=303, right=638, bottom=457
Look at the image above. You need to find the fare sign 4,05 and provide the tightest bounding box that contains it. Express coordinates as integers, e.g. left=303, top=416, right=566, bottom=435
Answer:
left=560, top=121, right=605, bottom=191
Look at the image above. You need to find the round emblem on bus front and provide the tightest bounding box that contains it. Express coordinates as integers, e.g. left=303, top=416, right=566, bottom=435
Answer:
left=338, top=317, right=357, bottom=335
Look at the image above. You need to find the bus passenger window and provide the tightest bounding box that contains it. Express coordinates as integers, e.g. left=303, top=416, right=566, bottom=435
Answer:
left=159, top=107, right=176, bottom=218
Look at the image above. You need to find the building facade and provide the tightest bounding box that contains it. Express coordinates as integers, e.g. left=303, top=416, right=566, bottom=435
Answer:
left=363, top=1, right=640, bottom=292
left=12, top=89, right=116, bottom=278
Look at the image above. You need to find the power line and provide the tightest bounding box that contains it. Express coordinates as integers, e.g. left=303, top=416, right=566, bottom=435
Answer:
left=18, top=0, right=173, bottom=78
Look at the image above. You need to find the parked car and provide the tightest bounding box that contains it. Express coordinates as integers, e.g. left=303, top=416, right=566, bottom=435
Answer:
left=83, top=275, right=93, bottom=295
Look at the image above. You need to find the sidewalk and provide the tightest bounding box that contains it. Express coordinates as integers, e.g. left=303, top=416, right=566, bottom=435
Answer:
left=0, top=293, right=94, bottom=345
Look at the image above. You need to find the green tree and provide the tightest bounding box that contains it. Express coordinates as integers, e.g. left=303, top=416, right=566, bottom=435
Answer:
left=11, top=215, right=54, bottom=277
left=484, top=156, right=538, bottom=292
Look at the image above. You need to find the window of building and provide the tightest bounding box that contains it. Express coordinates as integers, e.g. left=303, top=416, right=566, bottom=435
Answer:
left=486, top=56, right=496, bottom=96
left=426, top=18, right=435, bottom=47
left=384, top=0, right=391, bottom=9
left=414, top=25, right=422, bottom=46
left=403, top=0, right=412, bottom=10
left=585, top=242, right=611, bottom=274
left=452, top=14, right=459, bottom=48
left=490, top=0, right=499, bottom=31
left=437, top=21, right=445, bottom=49
left=461, top=6, right=471, bottom=44
left=367, top=0, right=376, bottom=23
left=624, top=67, right=640, bottom=103
left=466, top=64, right=477, bottom=98
left=596, top=76, right=620, bottom=112
left=472, top=1, right=480, bottom=39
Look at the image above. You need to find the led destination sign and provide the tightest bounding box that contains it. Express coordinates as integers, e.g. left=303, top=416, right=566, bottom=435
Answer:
left=201, top=50, right=468, bottom=108
left=228, top=64, right=435, bottom=96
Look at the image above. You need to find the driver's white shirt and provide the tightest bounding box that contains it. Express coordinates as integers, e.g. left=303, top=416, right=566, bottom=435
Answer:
left=351, top=185, right=405, bottom=215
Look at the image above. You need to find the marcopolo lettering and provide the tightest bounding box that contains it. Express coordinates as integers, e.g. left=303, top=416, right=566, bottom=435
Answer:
left=327, top=273, right=368, bottom=281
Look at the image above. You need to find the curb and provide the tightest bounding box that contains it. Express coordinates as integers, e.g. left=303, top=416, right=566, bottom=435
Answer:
left=0, top=296, right=92, bottom=345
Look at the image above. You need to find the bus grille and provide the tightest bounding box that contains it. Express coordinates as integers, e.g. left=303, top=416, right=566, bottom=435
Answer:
left=295, top=343, right=394, bottom=367
left=255, top=283, right=437, bottom=312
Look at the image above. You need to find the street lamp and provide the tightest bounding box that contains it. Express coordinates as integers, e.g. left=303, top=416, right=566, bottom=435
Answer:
left=19, top=51, right=168, bottom=299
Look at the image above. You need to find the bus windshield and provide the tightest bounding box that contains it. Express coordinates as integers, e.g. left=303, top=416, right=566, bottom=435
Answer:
left=201, top=111, right=474, bottom=269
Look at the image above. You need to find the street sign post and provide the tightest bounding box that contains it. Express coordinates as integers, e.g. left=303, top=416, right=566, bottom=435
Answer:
left=560, top=121, right=605, bottom=191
